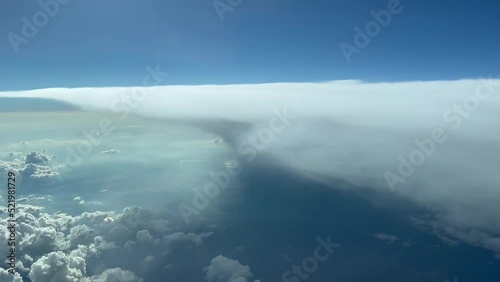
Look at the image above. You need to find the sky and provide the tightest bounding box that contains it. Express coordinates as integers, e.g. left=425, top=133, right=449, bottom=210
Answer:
left=2, top=1, right=500, bottom=281
left=1, top=78, right=500, bottom=281
left=0, top=0, right=499, bottom=90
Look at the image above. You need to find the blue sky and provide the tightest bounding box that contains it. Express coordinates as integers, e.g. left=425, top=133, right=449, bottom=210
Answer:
left=0, top=0, right=499, bottom=90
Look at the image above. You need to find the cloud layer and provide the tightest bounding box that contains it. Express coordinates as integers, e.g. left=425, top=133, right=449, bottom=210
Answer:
left=1, top=79, right=499, bottom=267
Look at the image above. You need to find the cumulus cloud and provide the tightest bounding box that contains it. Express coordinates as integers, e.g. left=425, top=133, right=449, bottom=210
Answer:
left=1, top=80, right=500, bottom=257
left=0, top=267, right=23, bottom=282
left=104, top=207, right=169, bottom=246
left=0, top=202, right=215, bottom=281
left=25, top=151, right=51, bottom=164
left=85, top=268, right=143, bottom=282
left=0, top=151, right=62, bottom=179
left=204, top=255, right=260, bottom=282
left=28, top=252, right=143, bottom=282
left=29, top=251, right=86, bottom=282
left=67, top=225, right=97, bottom=248
left=73, top=197, right=86, bottom=205
left=136, top=230, right=153, bottom=244
left=22, top=163, right=59, bottom=178
left=374, top=233, right=399, bottom=243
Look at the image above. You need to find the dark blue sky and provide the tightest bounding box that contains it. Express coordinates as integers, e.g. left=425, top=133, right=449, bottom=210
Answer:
left=0, top=0, right=499, bottom=90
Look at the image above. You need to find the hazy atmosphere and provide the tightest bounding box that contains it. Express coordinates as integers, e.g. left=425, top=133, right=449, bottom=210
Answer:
left=1, top=0, right=499, bottom=281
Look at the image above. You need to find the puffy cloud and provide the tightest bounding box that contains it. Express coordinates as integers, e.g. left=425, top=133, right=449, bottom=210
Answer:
left=25, top=151, right=50, bottom=164
left=136, top=230, right=153, bottom=244
left=0, top=151, right=62, bottom=179
left=73, top=197, right=85, bottom=205
left=22, top=163, right=60, bottom=178
left=9, top=206, right=68, bottom=255
left=5, top=80, right=497, bottom=256
left=97, top=207, right=170, bottom=247
left=74, top=211, right=116, bottom=226
left=143, top=256, right=155, bottom=263
left=374, top=233, right=399, bottom=243
left=0, top=267, right=23, bottom=282
left=0, top=197, right=219, bottom=281
left=20, top=224, right=66, bottom=254
left=204, top=255, right=260, bottom=282
left=116, top=207, right=168, bottom=232
left=67, top=225, right=97, bottom=248
left=86, top=268, right=142, bottom=282
left=5, top=78, right=500, bottom=276
left=68, top=236, right=117, bottom=259
left=29, top=251, right=86, bottom=282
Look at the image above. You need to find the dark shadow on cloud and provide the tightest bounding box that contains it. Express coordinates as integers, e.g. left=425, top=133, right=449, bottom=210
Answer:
left=3, top=115, right=497, bottom=281
left=139, top=115, right=500, bottom=280
left=135, top=116, right=253, bottom=146
left=206, top=155, right=500, bottom=282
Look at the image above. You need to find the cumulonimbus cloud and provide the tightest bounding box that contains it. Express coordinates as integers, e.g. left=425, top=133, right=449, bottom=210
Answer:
left=2, top=78, right=500, bottom=256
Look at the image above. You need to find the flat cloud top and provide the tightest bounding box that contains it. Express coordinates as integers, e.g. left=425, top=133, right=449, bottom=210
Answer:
left=1, top=79, right=500, bottom=258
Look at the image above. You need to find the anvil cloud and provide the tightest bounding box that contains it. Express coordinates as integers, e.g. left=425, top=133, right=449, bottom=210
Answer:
left=2, top=78, right=500, bottom=257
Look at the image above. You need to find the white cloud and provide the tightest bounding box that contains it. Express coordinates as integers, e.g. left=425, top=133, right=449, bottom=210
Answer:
left=0, top=267, right=23, bottom=282
left=0, top=151, right=62, bottom=179
left=136, top=230, right=153, bottom=244
left=100, top=149, right=120, bottom=154
left=73, top=197, right=85, bottom=205
left=374, top=233, right=399, bottom=243
left=25, top=151, right=51, bottom=164
left=0, top=202, right=213, bottom=281
left=29, top=251, right=86, bottom=282
left=85, top=268, right=143, bottom=282
left=67, top=225, right=97, bottom=248
left=204, top=255, right=260, bottom=282
left=1, top=79, right=500, bottom=258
